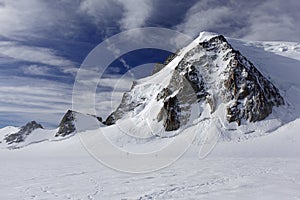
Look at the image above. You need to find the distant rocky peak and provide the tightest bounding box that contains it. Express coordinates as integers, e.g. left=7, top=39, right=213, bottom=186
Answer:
left=4, top=121, right=43, bottom=145
left=21, top=121, right=44, bottom=133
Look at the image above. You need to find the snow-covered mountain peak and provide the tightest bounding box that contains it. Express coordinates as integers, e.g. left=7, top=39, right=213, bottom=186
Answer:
left=197, top=31, right=220, bottom=43
left=105, top=33, right=285, bottom=139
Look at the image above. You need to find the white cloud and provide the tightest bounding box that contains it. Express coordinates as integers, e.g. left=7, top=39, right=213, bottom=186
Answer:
left=0, top=41, right=74, bottom=67
left=115, top=0, right=152, bottom=30
left=0, top=76, right=72, bottom=127
left=79, top=0, right=117, bottom=21
left=21, top=65, right=50, bottom=76
left=79, top=0, right=152, bottom=32
left=176, top=0, right=300, bottom=41
left=176, top=5, right=231, bottom=37
left=0, top=0, right=54, bottom=39
left=0, top=86, right=70, bottom=112
left=78, top=0, right=122, bottom=36
left=241, top=1, right=300, bottom=41
left=0, top=0, right=91, bottom=41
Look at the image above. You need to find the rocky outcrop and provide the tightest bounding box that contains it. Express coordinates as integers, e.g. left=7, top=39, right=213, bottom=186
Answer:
left=157, top=96, right=181, bottom=131
left=54, top=110, right=103, bottom=137
left=4, top=121, right=43, bottom=144
left=55, top=110, right=76, bottom=137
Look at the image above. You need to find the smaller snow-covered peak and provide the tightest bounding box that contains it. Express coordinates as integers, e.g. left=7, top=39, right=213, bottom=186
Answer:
left=3, top=121, right=43, bottom=145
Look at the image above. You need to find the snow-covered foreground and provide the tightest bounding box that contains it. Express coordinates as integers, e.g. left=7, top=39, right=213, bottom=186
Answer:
left=1, top=119, right=300, bottom=200
left=2, top=157, right=300, bottom=200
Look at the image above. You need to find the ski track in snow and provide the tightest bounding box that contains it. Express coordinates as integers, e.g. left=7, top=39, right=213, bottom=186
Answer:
left=1, top=156, right=300, bottom=200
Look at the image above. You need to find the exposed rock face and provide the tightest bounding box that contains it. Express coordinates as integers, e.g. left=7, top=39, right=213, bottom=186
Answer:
left=105, top=92, right=136, bottom=125
left=105, top=34, right=284, bottom=131
left=104, top=81, right=142, bottom=125
left=55, top=110, right=76, bottom=137
left=157, top=35, right=284, bottom=128
left=205, top=36, right=284, bottom=124
left=157, top=96, right=181, bottom=131
left=4, top=121, right=43, bottom=144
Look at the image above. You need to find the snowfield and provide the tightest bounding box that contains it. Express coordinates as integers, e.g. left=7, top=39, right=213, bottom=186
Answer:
left=1, top=33, right=300, bottom=199
left=1, top=119, right=300, bottom=200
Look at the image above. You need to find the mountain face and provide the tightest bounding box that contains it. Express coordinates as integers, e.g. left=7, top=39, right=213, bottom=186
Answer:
left=105, top=33, right=284, bottom=132
left=4, top=121, right=43, bottom=145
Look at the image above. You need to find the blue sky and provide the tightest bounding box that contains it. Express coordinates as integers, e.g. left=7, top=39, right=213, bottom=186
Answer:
left=0, top=0, right=299, bottom=128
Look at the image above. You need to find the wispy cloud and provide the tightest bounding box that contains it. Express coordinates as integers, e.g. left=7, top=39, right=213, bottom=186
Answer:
left=0, top=0, right=55, bottom=39
left=0, top=41, right=75, bottom=67
left=21, top=65, right=50, bottom=76
left=0, top=0, right=86, bottom=41
left=0, top=75, right=72, bottom=127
